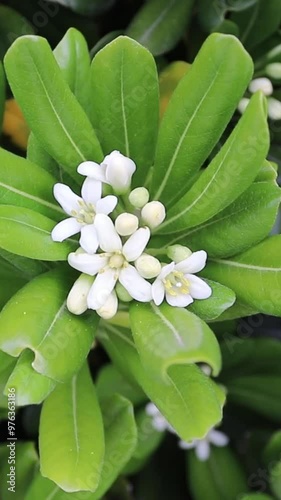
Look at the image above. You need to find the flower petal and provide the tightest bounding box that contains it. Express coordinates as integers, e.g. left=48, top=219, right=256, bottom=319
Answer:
left=158, top=262, right=175, bottom=280
left=77, top=161, right=106, bottom=182
left=68, top=252, right=107, bottom=275
left=122, top=227, right=150, bottom=262
left=79, top=225, right=99, bottom=254
left=179, top=440, right=196, bottom=450
left=175, top=250, right=207, bottom=274
left=145, top=403, right=159, bottom=417
left=51, top=218, right=81, bottom=242
left=209, top=430, right=229, bottom=447
left=53, top=184, right=82, bottom=215
left=186, top=275, right=212, bottom=300
left=81, top=177, right=102, bottom=205
left=96, top=291, right=118, bottom=319
left=119, top=265, right=152, bottom=302
left=96, top=195, right=118, bottom=215
left=166, top=292, right=193, bottom=308
left=152, top=279, right=165, bottom=306
left=94, top=214, right=122, bottom=252
left=87, top=268, right=118, bottom=309
left=196, top=440, right=210, bottom=461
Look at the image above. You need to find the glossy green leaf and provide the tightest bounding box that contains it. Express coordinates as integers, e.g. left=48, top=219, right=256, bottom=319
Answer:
left=126, top=0, right=194, bottom=56
left=0, top=148, right=63, bottom=221
left=27, top=133, right=61, bottom=180
left=255, top=160, right=277, bottom=182
left=0, top=351, right=16, bottom=408
left=0, top=205, right=75, bottom=261
left=0, top=6, right=34, bottom=60
left=188, top=279, right=236, bottom=321
left=48, top=0, right=114, bottom=16
left=198, top=0, right=257, bottom=31
left=0, top=248, right=49, bottom=279
left=96, top=363, right=146, bottom=405
left=213, top=299, right=258, bottom=321
left=4, top=36, right=103, bottom=182
left=99, top=323, right=225, bottom=442
left=151, top=33, right=253, bottom=207
left=130, top=302, right=222, bottom=377
left=270, top=463, right=281, bottom=500
left=54, top=28, right=91, bottom=113
left=123, top=407, right=164, bottom=475
left=187, top=446, right=248, bottom=500
left=158, top=92, right=269, bottom=234
left=91, top=394, right=137, bottom=499
left=90, top=36, right=159, bottom=185
left=0, top=269, right=97, bottom=382
left=263, top=431, right=281, bottom=464
left=39, top=362, right=104, bottom=492
left=4, top=350, right=56, bottom=406
left=173, top=182, right=280, bottom=258
left=202, top=235, right=281, bottom=316
left=240, top=495, right=273, bottom=500
left=0, top=61, right=5, bottom=129
left=0, top=442, right=38, bottom=500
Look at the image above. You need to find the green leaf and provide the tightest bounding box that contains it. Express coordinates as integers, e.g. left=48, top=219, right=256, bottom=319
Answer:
left=270, top=462, right=281, bottom=500
left=123, top=407, right=164, bottom=475
left=91, top=394, right=137, bottom=499
left=151, top=33, right=253, bottom=207
left=99, top=323, right=225, bottom=442
left=0, top=269, right=97, bottom=382
left=4, top=350, right=56, bottom=406
left=0, top=61, right=5, bottom=128
left=96, top=363, right=146, bottom=405
left=126, top=0, right=194, bottom=56
left=202, top=235, right=281, bottom=316
left=4, top=36, right=103, bottom=183
left=39, top=362, right=104, bottom=492
left=27, top=133, right=61, bottom=180
left=187, top=446, right=248, bottom=500
left=0, top=148, right=64, bottom=221
left=158, top=92, right=269, bottom=234
left=0, top=351, right=16, bottom=408
left=90, top=36, right=159, bottom=186
left=240, top=495, right=273, bottom=500
left=0, top=6, right=34, bottom=60
left=255, top=160, right=278, bottom=182
left=0, top=442, right=38, bottom=500
left=213, top=299, right=258, bottom=321
left=0, top=248, right=49, bottom=280
left=0, top=205, right=75, bottom=261
left=50, top=0, right=114, bottom=16
left=172, top=182, right=281, bottom=258
left=130, top=302, right=222, bottom=376
left=263, top=430, right=281, bottom=464
left=54, top=28, right=91, bottom=113
left=188, top=279, right=236, bottom=321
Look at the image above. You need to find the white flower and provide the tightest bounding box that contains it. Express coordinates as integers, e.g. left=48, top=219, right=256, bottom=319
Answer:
left=152, top=251, right=211, bottom=308
left=248, top=77, right=273, bottom=96
left=179, top=428, right=229, bottom=461
left=265, top=63, right=281, bottom=79
left=115, top=213, right=139, bottom=236
left=237, top=97, right=250, bottom=115
left=51, top=179, right=117, bottom=254
left=145, top=403, right=175, bottom=433
left=129, top=187, right=149, bottom=208
left=68, top=214, right=152, bottom=313
left=141, top=201, right=166, bottom=229
left=267, top=97, right=281, bottom=120
left=135, top=254, right=161, bottom=279
left=78, top=151, right=136, bottom=194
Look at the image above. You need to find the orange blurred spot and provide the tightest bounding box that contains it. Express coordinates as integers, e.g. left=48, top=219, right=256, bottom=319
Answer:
left=3, top=99, right=29, bottom=150
left=159, top=61, right=191, bottom=119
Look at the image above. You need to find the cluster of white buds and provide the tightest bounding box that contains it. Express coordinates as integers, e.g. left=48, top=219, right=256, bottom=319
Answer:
left=51, top=151, right=211, bottom=319
left=238, top=77, right=281, bottom=121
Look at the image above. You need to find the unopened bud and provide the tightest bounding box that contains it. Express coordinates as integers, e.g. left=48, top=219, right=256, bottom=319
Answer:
left=115, top=283, right=133, bottom=302
left=97, top=292, right=118, bottom=319
left=267, top=97, right=281, bottom=120
left=135, top=253, right=161, bottom=279
left=249, top=77, right=273, bottom=96
left=67, top=274, right=94, bottom=315
left=103, top=150, right=136, bottom=194
left=129, top=187, right=149, bottom=208
left=167, top=245, right=192, bottom=263
left=265, top=63, right=281, bottom=79
left=237, top=98, right=250, bottom=115
left=115, top=213, right=139, bottom=236
left=141, top=201, right=166, bottom=229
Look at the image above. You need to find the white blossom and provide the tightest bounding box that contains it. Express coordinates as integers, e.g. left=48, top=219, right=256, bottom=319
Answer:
left=152, top=251, right=211, bottom=308
left=145, top=403, right=175, bottom=433
left=129, top=187, right=149, bottom=208
left=265, top=63, right=281, bottom=79
left=68, top=214, right=152, bottom=314
left=267, top=97, right=281, bottom=120
left=51, top=179, right=117, bottom=254
left=249, top=77, right=273, bottom=96
left=135, top=254, right=161, bottom=279
left=67, top=274, right=94, bottom=315
left=141, top=201, right=166, bottom=229
left=179, top=428, right=229, bottom=461
left=78, top=150, right=136, bottom=194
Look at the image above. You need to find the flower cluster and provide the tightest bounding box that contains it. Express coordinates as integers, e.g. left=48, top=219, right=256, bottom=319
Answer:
left=238, top=77, right=281, bottom=120
left=51, top=151, right=212, bottom=319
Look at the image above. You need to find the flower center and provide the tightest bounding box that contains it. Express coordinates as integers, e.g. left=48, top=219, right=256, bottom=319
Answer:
left=71, top=200, right=95, bottom=225
left=108, top=252, right=126, bottom=269
left=163, top=271, right=190, bottom=296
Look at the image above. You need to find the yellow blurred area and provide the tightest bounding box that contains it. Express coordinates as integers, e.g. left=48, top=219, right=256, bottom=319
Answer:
left=2, top=99, right=29, bottom=149
left=159, top=61, right=191, bottom=119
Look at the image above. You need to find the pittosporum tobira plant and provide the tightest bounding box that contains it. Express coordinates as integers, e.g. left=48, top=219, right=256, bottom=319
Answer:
left=0, top=27, right=280, bottom=496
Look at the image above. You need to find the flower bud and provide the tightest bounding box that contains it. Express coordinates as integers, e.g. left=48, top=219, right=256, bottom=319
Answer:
left=115, top=213, right=139, bottom=236
left=265, top=63, right=281, bottom=80
left=135, top=253, right=161, bottom=279
left=67, top=274, right=94, bottom=315
left=141, top=201, right=166, bottom=229
left=267, top=97, right=281, bottom=120
left=167, top=245, right=192, bottom=263
left=103, top=150, right=136, bottom=194
left=116, top=282, right=133, bottom=302
left=97, top=292, right=118, bottom=319
left=237, top=98, right=250, bottom=115
left=249, top=77, right=273, bottom=96
left=129, top=187, right=149, bottom=208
